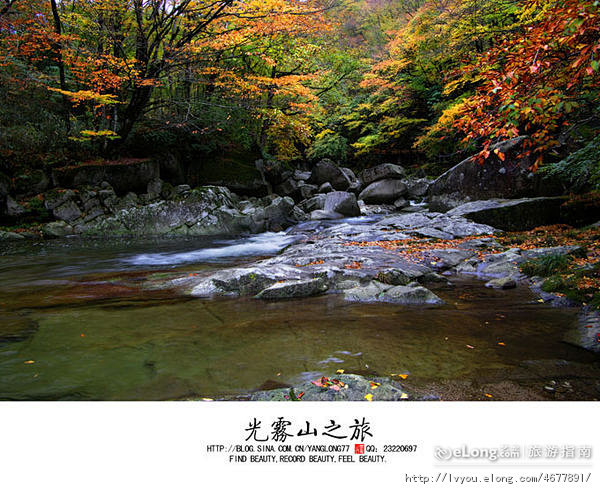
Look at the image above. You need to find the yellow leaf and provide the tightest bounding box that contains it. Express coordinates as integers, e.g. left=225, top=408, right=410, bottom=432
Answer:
left=484, top=394, right=493, bottom=399
left=24, top=360, right=35, bottom=364
left=365, top=394, right=374, bottom=402
left=336, top=369, right=345, bottom=374
left=400, top=393, right=409, bottom=399
left=202, top=398, right=214, bottom=402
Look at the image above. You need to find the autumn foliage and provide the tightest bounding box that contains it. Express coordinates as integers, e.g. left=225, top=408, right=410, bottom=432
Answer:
left=454, top=0, right=600, bottom=168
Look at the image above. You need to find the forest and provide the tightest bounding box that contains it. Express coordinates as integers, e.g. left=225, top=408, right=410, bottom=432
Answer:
left=1, top=0, right=598, bottom=179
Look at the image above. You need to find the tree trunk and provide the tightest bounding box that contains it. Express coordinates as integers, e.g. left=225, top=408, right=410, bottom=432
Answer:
left=49, top=0, right=70, bottom=134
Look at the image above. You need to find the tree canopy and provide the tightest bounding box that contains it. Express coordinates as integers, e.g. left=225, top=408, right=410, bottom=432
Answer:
left=1, top=0, right=599, bottom=174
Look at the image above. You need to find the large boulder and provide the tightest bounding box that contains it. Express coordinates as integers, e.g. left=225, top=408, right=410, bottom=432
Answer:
left=448, top=197, right=567, bottom=231
left=274, top=178, right=299, bottom=198
left=360, top=164, right=406, bottom=185
left=428, top=137, right=558, bottom=210
left=52, top=200, right=83, bottom=223
left=359, top=179, right=408, bottom=204
left=308, top=159, right=352, bottom=190
left=324, top=191, right=360, bottom=217
left=263, top=196, right=297, bottom=231
left=76, top=186, right=269, bottom=237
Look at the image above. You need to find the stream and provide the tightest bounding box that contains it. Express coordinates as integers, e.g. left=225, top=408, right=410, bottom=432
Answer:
left=1, top=217, right=598, bottom=400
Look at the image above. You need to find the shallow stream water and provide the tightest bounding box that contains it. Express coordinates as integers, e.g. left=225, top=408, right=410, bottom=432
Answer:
left=0, top=226, right=597, bottom=400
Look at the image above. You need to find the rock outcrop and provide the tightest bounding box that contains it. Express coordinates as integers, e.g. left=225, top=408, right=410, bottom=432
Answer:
left=448, top=197, right=567, bottom=231
left=428, top=137, right=559, bottom=211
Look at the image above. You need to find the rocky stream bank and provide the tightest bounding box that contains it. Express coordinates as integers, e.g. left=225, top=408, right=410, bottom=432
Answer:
left=1, top=149, right=599, bottom=401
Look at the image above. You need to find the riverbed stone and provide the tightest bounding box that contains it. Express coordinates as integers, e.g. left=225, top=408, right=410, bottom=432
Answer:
left=324, top=191, right=360, bottom=217
left=297, top=183, right=318, bottom=200
left=247, top=374, right=409, bottom=401
left=318, top=182, right=334, bottom=193
left=0, top=230, right=25, bottom=241
left=255, top=278, right=329, bottom=300
left=0, top=315, right=39, bottom=344
left=42, top=221, right=73, bottom=238
left=191, top=264, right=307, bottom=297
left=298, top=194, right=326, bottom=213
left=343, top=281, right=392, bottom=302
left=53, top=200, right=82, bottom=222
left=485, top=277, right=518, bottom=289
left=383, top=285, right=445, bottom=305
left=310, top=209, right=345, bottom=220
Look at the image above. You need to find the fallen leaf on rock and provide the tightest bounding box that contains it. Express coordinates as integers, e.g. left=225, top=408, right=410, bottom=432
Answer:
left=400, top=393, right=409, bottom=399
left=365, top=394, right=373, bottom=402
left=484, top=394, right=493, bottom=399
left=498, top=342, right=506, bottom=346
left=336, top=369, right=345, bottom=374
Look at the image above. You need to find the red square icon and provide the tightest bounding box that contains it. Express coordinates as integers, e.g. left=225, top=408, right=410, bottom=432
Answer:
left=355, top=444, right=365, bottom=455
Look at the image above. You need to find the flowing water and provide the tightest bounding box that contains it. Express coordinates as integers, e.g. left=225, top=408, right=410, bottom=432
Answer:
left=0, top=226, right=598, bottom=400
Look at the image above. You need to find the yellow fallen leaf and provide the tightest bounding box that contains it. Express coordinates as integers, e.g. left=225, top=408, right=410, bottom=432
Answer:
left=398, top=374, right=409, bottom=380
left=498, top=342, right=506, bottom=346
left=365, top=394, right=373, bottom=402
left=484, top=393, right=493, bottom=398
left=202, top=398, right=214, bottom=402
left=336, top=369, right=345, bottom=374
left=400, top=393, right=409, bottom=399
left=24, top=360, right=35, bottom=364
left=537, top=299, right=545, bottom=303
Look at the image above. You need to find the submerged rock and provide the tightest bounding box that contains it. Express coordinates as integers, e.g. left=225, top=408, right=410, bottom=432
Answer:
left=247, top=374, right=410, bottom=401
left=485, top=277, right=518, bottom=289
